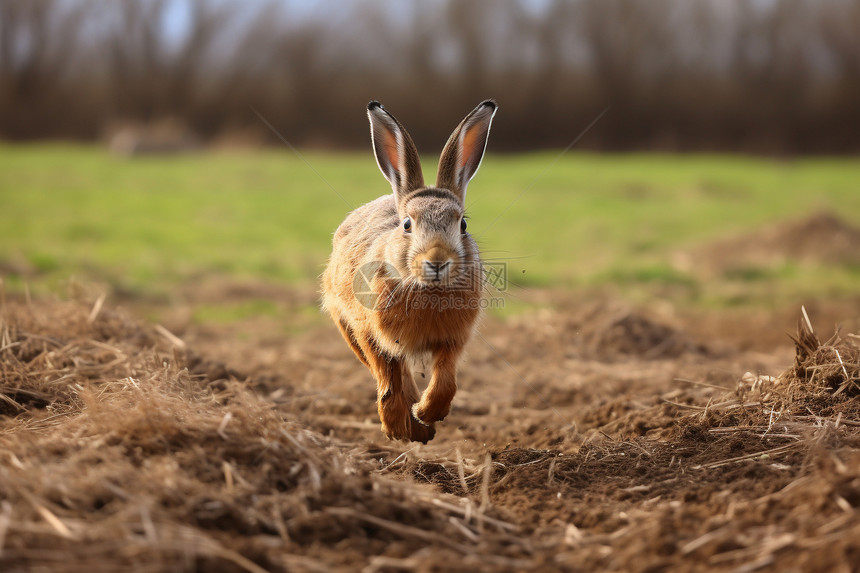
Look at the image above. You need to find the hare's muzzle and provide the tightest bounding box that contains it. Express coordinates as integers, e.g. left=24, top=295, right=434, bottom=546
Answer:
left=412, top=243, right=458, bottom=285
left=423, top=260, right=451, bottom=283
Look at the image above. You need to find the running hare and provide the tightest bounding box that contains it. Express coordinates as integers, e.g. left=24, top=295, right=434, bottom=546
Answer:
left=322, top=100, right=497, bottom=443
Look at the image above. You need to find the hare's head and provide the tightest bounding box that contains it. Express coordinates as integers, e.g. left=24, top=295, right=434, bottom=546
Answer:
left=367, top=100, right=497, bottom=287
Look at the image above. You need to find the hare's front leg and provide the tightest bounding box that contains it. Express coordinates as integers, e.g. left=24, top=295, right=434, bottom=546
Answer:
left=412, top=346, right=461, bottom=426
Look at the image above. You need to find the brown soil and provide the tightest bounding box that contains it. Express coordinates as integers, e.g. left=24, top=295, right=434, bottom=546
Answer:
left=679, top=211, right=860, bottom=276
left=2, top=289, right=860, bottom=572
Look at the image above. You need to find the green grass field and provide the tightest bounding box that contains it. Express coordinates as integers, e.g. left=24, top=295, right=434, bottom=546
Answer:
left=2, top=144, right=859, bottom=315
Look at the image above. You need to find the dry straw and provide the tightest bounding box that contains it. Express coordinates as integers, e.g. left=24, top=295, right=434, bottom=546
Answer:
left=0, top=296, right=527, bottom=571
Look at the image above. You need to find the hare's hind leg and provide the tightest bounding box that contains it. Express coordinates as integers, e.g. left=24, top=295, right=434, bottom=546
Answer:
left=412, top=346, right=461, bottom=425
left=360, top=340, right=435, bottom=443
left=335, top=317, right=370, bottom=368
left=335, top=316, right=434, bottom=443
left=401, top=364, right=435, bottom=443
left=401, top=363, right=421, bottom=405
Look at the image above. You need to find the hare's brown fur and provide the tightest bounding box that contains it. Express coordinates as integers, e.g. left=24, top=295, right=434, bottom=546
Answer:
left=322, top=101, right=496, bottom=443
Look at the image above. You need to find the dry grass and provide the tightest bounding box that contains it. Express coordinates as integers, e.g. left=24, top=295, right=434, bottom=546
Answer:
left=0, top=297, right=527, bottom=572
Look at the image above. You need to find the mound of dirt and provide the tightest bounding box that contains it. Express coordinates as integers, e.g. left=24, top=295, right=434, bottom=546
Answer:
left=563, top=307, right=860, bottom=440
left=786, top=309, right=860, bottom=398
left=573, top=301, right=713, bottom=360
left=506, top=300, right=714, bottom=362
left=682, top=211, right=860, bottom=275
left=713, top=307, right=860, bottom=430
left=0, top=298, right=242, bottom=416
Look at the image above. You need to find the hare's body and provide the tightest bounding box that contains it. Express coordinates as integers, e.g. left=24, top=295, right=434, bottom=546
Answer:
left=322, top=100, right=497, bottom=443
left=324, top=194, right=482, bottom=355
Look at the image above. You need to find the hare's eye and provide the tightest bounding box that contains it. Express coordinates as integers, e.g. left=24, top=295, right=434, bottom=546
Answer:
left=403, top=217, right=412, bottom=233
left=460, top=217, right=467, bottom=234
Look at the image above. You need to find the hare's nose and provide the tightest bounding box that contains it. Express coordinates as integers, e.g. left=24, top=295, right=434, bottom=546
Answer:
left=424, top=260, right=451, bottom=280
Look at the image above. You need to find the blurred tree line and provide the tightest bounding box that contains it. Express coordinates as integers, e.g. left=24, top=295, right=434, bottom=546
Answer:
left=1, top=0, right=859, bottom=153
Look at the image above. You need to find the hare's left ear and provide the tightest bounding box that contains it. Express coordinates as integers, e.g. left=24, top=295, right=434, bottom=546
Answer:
left=437, top=100, right=497, bottom=203
left=367, top=101, right=424, bottom=203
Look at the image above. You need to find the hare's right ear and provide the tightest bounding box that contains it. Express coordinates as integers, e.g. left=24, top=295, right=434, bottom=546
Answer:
left=437, top=100, right=497, bottom=204
left=367, top=101, right=424, bottom=202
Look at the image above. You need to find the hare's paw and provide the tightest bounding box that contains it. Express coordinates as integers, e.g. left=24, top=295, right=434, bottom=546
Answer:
left=378, top=390, right=413, bottom=441
left=380, top=420, right=410, bottom=442
left=408, top=415, right=436, bottom=444
left=381, top=417, right=434, bottom=443
left=411, top=400, right=451, bottom=426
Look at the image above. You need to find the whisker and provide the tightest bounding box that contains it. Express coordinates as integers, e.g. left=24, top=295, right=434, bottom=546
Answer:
left=480, top=256, right=534, bottom=261
left=382, top=273, right=414, bottom=310
left=381, top=280, right=402, bottom=309
left=403, top=278, right=420, bottom=316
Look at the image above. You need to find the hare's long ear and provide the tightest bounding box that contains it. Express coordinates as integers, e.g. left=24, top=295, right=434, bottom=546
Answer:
left=367, top=101, right=424, bottom=203
left=436, top=100, right=497, bottom=204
